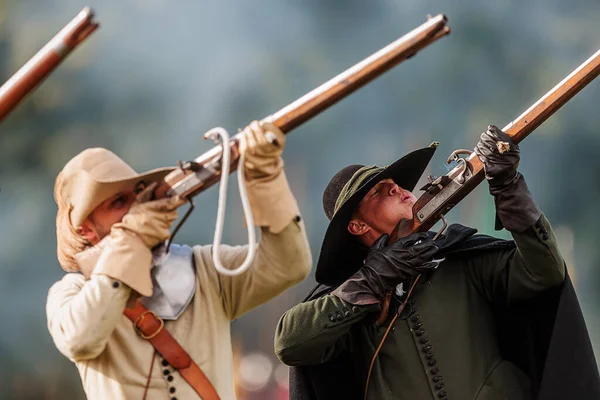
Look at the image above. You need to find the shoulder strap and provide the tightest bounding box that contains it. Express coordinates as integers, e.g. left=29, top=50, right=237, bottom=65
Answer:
left=124, top=301, right=220, bottom=400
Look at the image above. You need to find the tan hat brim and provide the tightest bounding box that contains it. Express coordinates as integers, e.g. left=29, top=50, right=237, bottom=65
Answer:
left=69, top=166, right=175, bottom=227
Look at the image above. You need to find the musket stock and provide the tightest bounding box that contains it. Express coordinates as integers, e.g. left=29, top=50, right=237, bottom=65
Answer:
left=394, top=47, right=600, bottom=241
left=154, top=14, right=451, bottom=199
left=0, top=7, right=99, bottom=122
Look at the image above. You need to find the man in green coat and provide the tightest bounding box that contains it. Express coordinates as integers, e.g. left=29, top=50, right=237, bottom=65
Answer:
left=274, top=126, right=588, bottom=400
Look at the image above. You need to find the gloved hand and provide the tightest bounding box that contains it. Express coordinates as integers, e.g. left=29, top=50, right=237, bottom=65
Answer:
left=115, top=193, right=184, bottom=249
left=474, top=125, right=520, bottom=190
left=238, top=120, right=286, bottom=180
left=78, top=190, right=184, bottom=297
left=474, top=125, right=542, bottom=232
left=332, top=232, right=438, bottom=306
left=238, top=120, right=300, bottom=233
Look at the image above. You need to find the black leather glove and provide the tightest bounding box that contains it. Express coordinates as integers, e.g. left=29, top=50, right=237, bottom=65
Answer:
left=332, top=232, right=438, bottom=306
left=474, top=125, right=542, bottom=232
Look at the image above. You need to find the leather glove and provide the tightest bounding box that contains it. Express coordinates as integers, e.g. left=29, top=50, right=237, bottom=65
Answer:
left=239, top=120, right=285, bottom=180
left=239, top=120, right=300, bottom=233
left=77, top=192, right=184, bottom=297
left=474, top=125, right=542, bottom=232
left=332, top=232, right=438, bottom=306
left=115, top=194, right=184, bottom=248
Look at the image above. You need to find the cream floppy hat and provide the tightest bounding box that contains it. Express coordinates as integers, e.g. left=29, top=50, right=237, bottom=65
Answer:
left=55, top=148, right=174, bottom=227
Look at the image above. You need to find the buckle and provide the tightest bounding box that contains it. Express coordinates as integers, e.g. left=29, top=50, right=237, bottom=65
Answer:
left=133, top=310, right=164, bottom=340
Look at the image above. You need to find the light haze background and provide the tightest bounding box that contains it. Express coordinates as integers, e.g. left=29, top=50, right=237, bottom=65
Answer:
left=1, top=0, right=599, bottom=399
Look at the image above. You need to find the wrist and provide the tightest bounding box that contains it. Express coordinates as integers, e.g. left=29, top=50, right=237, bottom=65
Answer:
left=244, top=158, right=283, bottom=181
left=487, top=171, right=520, bottom=195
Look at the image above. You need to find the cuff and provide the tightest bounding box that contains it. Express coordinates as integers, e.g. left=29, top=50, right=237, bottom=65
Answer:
left=245, top=170, right=301, bottom=234
left=332, top=272, right=382, bottom=306
left=492, top=173, right=542, bottom=233
left=92, top=229, right=154, bottom=297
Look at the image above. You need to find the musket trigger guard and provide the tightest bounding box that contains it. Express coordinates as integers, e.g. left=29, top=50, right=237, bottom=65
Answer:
left=433, top=215, right=448, bottom=240
left=447, top=149, right=473, bottom=184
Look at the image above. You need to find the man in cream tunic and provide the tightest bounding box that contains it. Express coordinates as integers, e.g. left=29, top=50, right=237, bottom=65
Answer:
left=46, top=121, right=312, bottom=400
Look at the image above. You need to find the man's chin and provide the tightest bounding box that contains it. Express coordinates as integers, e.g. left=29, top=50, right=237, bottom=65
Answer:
left=392, top=217, right=414, bottom=238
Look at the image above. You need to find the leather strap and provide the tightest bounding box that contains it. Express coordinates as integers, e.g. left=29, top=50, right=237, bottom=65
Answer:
left=364, top=275, right=421, bottom=400
left=124, top=301, right=220, bottom=400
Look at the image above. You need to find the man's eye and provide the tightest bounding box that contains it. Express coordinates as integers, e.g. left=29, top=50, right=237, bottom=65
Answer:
left=134, top=182, right=146, bottom=195
left=110, top=196, right=127, bottom=208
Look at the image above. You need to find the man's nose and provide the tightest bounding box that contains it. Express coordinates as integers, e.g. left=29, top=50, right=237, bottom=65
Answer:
left=388, top=183, right=401, bottom=196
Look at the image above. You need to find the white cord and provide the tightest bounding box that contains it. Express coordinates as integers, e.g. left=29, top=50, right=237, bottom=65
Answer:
left=205, top=127, right=257, bottom=276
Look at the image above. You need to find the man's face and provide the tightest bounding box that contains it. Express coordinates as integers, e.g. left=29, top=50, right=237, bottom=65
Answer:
left=79, top=183, right=144, bottom=245
left=348, top=178, right=416, bottom=245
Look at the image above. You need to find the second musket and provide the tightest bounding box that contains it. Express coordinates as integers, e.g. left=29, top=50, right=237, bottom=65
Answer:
left=0, top=7, right=99, bottom=122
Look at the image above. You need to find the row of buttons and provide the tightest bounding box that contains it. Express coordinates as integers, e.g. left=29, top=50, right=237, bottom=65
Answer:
left=328, top=306, right=359, bottom=322
left=160, top=356, right=178, bottom=400
left=409, top=311, right=448, bottom=399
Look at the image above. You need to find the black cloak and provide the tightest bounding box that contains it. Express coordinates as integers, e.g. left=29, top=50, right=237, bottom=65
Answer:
left=288, top=228, right=600, bottom=400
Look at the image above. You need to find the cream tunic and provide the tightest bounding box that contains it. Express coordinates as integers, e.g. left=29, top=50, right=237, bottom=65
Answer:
left=46, top=221, right=311, bottom=400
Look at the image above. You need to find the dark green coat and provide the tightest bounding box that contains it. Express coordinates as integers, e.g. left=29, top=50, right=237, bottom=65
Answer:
left=275, top=215, right=566, bottom=400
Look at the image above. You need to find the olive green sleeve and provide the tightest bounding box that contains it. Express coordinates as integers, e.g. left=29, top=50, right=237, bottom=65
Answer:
left=274, top=293, right=378, bottom=366
left=466, top=213, right=565, bottom=304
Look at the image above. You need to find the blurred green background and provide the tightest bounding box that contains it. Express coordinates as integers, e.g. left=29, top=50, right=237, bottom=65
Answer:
left=1, top=0, right=599, bottom=399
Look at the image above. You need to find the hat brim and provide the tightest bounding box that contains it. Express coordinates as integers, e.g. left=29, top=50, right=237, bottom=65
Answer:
left=315, top=146, right=436, bottom=286
left=70, top=166, right=175, bottom=227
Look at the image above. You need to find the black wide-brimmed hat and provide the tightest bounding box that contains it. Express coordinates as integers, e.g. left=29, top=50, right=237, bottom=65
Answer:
left=316, top=145, right=437, bottom=285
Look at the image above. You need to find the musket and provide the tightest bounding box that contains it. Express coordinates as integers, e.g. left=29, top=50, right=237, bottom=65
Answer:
left=0, top=7, right=99, bottom=122
left=387, top=47, right=600, bottom=241
left=154, top=14, right=451, bottom=200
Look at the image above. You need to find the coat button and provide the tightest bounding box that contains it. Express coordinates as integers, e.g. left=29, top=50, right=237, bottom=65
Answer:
left=433, top=375, right=443, bottom=382
left=328, top=314, right=336, bottom=322
left=413, top=321, right=424, bottom=329
left=430, top=368, right=439, bottom=375
left=336, top=311, right=344, bottom=320
left=164, top=369, right=170, bottom=376
left=435, top=382, right=445, bottom=390
left=420, top=336, right=430, bottom=344
left=542, top=234, right=549, bottom=240
left=422, top=345, right=432, bottom=352
left=416, top=328, right=425, bottom=336
left=428, top=359, right=437, bottom=366
left=167, top=375, right=174, bottom=382
left=438, top=390, right=447, bottom=398
left=162, top=360, right=169, bottom=367
left=344, top=310, right=351, bottom=317
left=112, top=281, right=120, bottom=289
left=169, top=387, right=176, bottom=394
left=411, top=314, right=420, bottom=322
left=352, top=306, right=359, bottom=313
left=425, top=351, right=435, bottom=360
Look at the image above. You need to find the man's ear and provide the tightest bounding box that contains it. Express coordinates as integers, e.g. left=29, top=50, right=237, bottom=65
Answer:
left=348, top=219, right=370, bottom=236
left=78, top=221, right=98, bottom=243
